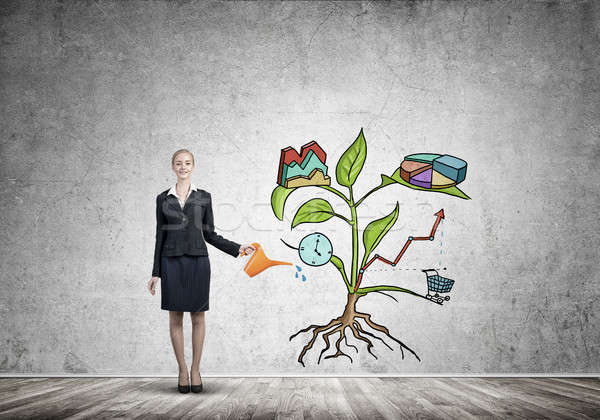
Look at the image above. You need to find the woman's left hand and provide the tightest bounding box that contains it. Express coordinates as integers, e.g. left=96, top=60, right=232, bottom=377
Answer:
left=239, top=244, right=256, bottom=256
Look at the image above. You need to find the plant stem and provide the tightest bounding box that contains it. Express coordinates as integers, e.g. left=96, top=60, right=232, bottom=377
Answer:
left=295, top=183, right=353, bottom=292
left=349, top=187, right=358, bottom=292
left=330, top=212, right=352, bottom=225
left=355, top=183, right=388, bottom=207
left=317, top=185, right=350, bottom=204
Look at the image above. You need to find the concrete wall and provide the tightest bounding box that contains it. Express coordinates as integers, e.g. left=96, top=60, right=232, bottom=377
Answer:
left=1, top=0, right=598, bottom=375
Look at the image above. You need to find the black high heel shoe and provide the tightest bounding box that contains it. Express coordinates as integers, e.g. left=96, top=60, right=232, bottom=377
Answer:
left=178, top=371, right=190, bottom=394
left=190, top=370, right=203, bottom=393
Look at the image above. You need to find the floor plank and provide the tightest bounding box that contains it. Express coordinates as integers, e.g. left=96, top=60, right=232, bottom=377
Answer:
left=551, top=377, right=600, bottom=392
left=247, top=376, right=284, bottom=420
left=304, top=377, right=335, bottom=420
left=179, top=377, right=246, bottom=419
left=0, top=377, right=598, bottom=419
left=339, top=377, right=387, bottom=419
left=521, top=378, right=600, bottom=405
left=372, top=377, right=436, bottom=419
left=444, top=378, right=538, bottom=419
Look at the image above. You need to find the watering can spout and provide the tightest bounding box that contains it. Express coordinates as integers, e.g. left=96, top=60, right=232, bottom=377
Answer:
left=241, top=242, right=292, bottom=277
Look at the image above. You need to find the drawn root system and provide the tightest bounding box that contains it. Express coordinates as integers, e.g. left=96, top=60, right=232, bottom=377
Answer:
left=289, top=293, right=421, bottom=366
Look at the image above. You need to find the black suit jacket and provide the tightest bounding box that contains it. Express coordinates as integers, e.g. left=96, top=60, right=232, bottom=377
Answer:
left=152, top=188, right=241, bottom=277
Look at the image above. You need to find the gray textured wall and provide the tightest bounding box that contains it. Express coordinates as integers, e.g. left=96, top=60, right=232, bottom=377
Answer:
left=1, top=0, right=599, bottom=375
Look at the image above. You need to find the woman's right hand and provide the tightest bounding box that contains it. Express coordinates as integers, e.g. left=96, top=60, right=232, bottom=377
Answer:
left=148, top=276, right=160, bottom=295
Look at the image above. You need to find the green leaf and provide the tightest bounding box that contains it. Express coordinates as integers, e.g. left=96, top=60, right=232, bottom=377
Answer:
left=330, top=255, right=345, bottom=271
left=378, top=174, right=397, bottom=188
left=383, top=168, right=471, bottom=200
left=362, top=202, right=399, bottom=265
left=336, top=128, right=367, bottom=187
left=271, top=186, right=297, bottom=220
left=330, top=255, right=351, bottom=292
left=356, top=285, right=422, bottom=298
left=291, top=198, right=335, bottom=228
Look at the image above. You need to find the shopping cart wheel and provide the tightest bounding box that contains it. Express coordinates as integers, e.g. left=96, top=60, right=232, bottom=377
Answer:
left=426, top=294, right=432, bottom=299
left=437, top=298, right=443, bottom=304
left=434, top=293, right=439, bottom=298
left=445, top=296, right=450, bottom=301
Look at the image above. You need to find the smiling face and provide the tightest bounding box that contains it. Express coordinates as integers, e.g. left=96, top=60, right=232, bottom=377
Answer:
left=172, top=152, right=194, bottom=181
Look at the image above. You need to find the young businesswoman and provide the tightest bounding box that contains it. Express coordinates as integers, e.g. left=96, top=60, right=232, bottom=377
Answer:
left=147, top=149, right=255, bottom=394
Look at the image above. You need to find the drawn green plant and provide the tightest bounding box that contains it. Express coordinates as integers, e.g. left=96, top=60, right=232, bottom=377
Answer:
left=271, top=128, right=470, bottom=366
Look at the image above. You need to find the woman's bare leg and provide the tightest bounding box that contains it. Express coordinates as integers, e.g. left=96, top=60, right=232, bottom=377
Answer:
left=190, top=311, right=206, bottom=385
left=169, top=311, right=188, bottom=385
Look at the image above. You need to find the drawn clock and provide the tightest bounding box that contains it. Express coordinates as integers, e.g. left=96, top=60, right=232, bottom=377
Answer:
left=297, top=232, right=333, bottom=266
left=280, top=232, right=334, bottom=266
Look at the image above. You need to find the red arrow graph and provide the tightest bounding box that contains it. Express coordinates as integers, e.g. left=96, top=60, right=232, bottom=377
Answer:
left=430, top=209, right=444, bottom=237
left=353, top=209, right=445, bottom=292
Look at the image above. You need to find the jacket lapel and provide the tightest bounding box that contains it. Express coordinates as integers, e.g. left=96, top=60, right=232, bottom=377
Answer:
left=182, top=189, right=198, bottom=212
left=166, top=195, right=182, bottom=213
left=166, top=189, right=202, bottom=214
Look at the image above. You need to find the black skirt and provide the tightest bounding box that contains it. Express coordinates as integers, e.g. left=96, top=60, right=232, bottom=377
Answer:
left=160, top=255, right=211, bottom=312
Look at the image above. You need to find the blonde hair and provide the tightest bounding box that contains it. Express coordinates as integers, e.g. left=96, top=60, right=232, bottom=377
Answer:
left=171, top=149, right=195, bottom=166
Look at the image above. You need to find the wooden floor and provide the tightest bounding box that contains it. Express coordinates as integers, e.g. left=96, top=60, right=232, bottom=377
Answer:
left=0, top=377, right=599, bottom=419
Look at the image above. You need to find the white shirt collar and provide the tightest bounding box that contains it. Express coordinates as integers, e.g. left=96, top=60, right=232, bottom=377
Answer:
left=167, top=183, right=199, bottom=198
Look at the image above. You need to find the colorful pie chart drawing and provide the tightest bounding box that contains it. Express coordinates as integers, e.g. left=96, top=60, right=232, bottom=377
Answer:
left=400, top=153, right=467, bottom=190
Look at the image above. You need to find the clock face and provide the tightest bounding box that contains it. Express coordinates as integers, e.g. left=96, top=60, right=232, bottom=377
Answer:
left=298, top=232, right=333, bottom=266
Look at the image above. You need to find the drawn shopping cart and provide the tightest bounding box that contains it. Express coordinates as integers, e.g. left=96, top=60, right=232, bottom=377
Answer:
left=422, top=269, right=455, bottom=305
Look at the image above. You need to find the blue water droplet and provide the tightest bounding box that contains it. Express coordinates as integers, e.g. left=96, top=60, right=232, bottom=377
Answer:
left=295, top=272, right=298, bottom=278
left=295, top=265, right=302, bottom=272
left=440, top=249, right=443, bottom=254
left=301, top=274, right=307, bottom=282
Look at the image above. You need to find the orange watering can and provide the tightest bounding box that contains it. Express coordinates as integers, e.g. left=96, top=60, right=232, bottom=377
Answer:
left=239, top=242, right=292, bottom=277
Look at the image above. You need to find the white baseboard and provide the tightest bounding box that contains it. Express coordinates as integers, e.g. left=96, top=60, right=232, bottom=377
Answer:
left=1, top=373, right=598, bottom=378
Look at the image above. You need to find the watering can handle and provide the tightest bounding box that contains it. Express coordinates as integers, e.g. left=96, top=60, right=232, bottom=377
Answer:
left=239, top=242, right=261, bottom=256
